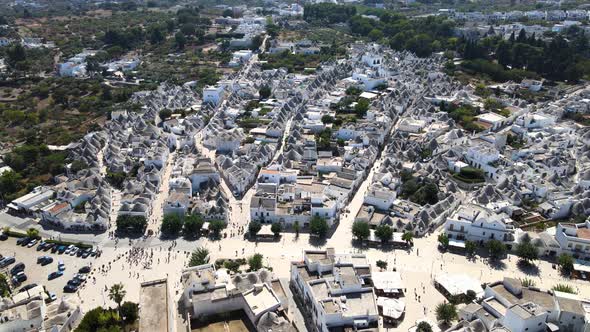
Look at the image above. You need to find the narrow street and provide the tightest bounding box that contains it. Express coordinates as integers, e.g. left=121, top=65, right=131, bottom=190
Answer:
left=145, top=152, right=176, bottom=235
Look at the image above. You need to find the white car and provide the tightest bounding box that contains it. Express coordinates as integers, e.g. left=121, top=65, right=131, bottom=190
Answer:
left=64, top=245, right=74, bottom=254
left=27, top=239, right=38, bottom=248
left=69, top=247, right=79, bottom=256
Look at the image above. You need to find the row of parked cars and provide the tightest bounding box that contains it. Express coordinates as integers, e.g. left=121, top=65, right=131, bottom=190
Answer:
left=16, top=237, right=99, bottom=258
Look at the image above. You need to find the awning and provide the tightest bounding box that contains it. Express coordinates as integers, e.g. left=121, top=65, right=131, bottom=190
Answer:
left=573, top=259, right=590, bottom=273
left=448, top=239, right=466, bottom=248
left=7, top=203, right=19, bottom=210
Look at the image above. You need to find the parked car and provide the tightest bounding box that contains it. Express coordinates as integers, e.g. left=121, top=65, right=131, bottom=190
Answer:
left=10, top=263, right=25, bottom=275
left=69, top=247, right=79, bottom=256
left=18, top=283, right=38, bottom=293
left=78, top=266, right=91, bottom=273
left=67, top=278, right=81, bottom=287
left=0, top=233, right=8, bottom=241
left=12, top=272, right=27, bottom=284
left=26, top=239, right=38, bottom=248
left=46, top=292, right=57, bottom=303
left=63, top=284, right=78, bottom=293
left=64, top=245, right=74, bottom=254
left=37, top=256, right=53, bottom=266
left=81, top=249, right=91, bottom=258
left=58, top=261, right=65, bottom=271
left=43, top=243, right=55, bottom=251
left=74, top=273, right=87, bottom=282
left=57, top=246, right=66, bottom=254
left=90, top=248, right=98, bottom=257
left=36, top=241, right=46, bottom=251
left=48, top=271, right=63, bottom=280
left=0, top=257, right=16, bottom=267
left=16, top=237, right=30, bottom=246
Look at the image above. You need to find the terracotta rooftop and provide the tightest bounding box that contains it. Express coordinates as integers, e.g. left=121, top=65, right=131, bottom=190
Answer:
left=576, top=228, right=590, bottom=240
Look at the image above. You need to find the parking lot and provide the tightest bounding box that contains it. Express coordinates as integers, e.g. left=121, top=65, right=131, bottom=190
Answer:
left=0, top=237, right=96, bottom=299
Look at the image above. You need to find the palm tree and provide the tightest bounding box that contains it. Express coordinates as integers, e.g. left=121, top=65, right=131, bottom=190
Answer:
left=435, top=302, right=457, bottom=326
left=402, top=231, right=414, bottom=245
left=189, top=247, right=210, bottom=267
left=108, top=283, right=126, bottom=316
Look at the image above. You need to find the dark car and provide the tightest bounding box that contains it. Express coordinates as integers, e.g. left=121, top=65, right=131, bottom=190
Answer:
left=67, top=278, right=81, bottom=287
left=81, top=249, right=91, bottom=258
left=10, top=263, right=25, bottom=275
left=12, top=272, right=27, bottom=284
left=18, top=283, right=38, bottom=293
left=57, top=245, right=66, bottom=254
left=43, top=243, right=55, bottom=251
left=36, top=242, right=46, bottom=251
left=16, top=237, right=30, bottom=246
left=0, top=233, right=8, bottom=241
left=48, top=271, right=63, bottom=280
left=0, top=257, right=16, bottom=267
left=78, top=266, right=91, bottom=273
left=76, top=249, right=84, bottom=257
left=51, top=245, right=59, bottom=253
left=63, top=284, right=78, bottom=293
left=37, top=256, right=53, bottom=266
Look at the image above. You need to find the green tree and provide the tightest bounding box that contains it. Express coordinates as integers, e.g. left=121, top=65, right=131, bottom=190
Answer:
left=189, top=247, right=210, bottom=267
left=271, top=223, right=282, bottom=237
left=183, top=214, right=203, bottom=238
left=375, top=224, right=393, bottom=243
left=354, top=98, right=370, bottom=117
left=161, top=214, right=183, bottom=237
left=249, top=221, right=262, bottom=237
left=321, top=115, right=334, bottom=124
left=248, top=253, right=264, bottom=271
left=516, top=237, right=538, bottom=264
left=294, top=221, right=300, bottom=237
left=438, top=233, right=450, bottom=248
left=416, top=321, right=433, bottom=332
left=159, top=108, right=172, bottom=121
left=26, top=228, right=40, bottom=239
left=402, top=231, right=413, bottom=245
left=557, top=253, right=574, bottom=276
left=7, top=44, right=26, bottom=64
left=310, top=216, right=329, bottom=238
left=352, top=221, right=370, bottom=241
left=259, top=85, right=272, bottom=100
left=0, top=273, right=10, bottom=297
left=376, top=260, right=387, bottom=270
left=175, top=32, right=187, bottom=49
left=120, top=302, right=138, bottom=324
left=208, top=220, right=226, bottom=237
left=435, top=302, right=458, bottom=325
left=465, top=240, right=477, bottom=256
left=486, top=240, right=506, bottom=260
left=108, top=283, right=126, bottom=316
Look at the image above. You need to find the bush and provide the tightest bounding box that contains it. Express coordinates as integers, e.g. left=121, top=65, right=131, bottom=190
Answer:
left=552, top=283, right=577, bottom=294
left=248, top=253, right=263, bottom=271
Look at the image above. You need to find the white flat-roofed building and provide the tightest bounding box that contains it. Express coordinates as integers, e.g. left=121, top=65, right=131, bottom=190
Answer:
left=290, top=248, right=378, bottom=332
left=555, top=220, right=590, bottom=260
left=443, top=204, right=516, bottom=245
